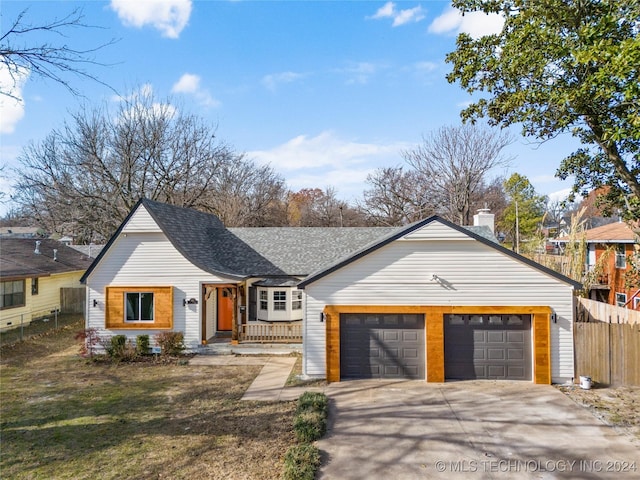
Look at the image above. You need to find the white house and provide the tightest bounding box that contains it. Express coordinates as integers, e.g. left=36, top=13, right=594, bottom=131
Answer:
left=82, top=200, right=581, bottom=384
left=299, top=214, right=581, bottom=385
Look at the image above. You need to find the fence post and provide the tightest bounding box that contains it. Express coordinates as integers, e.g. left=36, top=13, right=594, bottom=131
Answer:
left=20, top=314, right=24, bottom=342
left=55, top=309, right=58, bottom=329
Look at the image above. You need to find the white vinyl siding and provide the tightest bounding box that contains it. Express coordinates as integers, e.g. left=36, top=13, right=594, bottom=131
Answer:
left=303, top=221, right=576, bottom=384
left=85, top=231, right=232, bottom=349
left=121, top=206, right=162, bottom=233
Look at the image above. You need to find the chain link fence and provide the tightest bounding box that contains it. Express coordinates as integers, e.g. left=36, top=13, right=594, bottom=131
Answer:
left=0, top=306, right=85, bottom=347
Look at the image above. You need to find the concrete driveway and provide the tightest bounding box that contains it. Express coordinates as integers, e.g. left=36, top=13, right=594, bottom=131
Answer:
left=317, top=381, right=640, bottom=479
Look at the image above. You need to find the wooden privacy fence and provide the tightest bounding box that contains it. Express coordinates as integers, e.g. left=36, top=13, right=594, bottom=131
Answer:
left=240, top=323, right=302, bottom=343
left=60, top=288, right=85, bottom=314
left=574, top=297, right=640, bottom=386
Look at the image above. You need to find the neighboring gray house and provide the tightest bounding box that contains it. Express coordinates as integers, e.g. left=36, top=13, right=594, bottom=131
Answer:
left=82, top=199, right=581, bottom=384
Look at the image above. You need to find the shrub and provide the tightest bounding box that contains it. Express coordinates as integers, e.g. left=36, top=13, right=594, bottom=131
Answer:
left=294, top=410, right=326, bottom=443
left=293, top=392, right=328, bottom=443
left=136, top=334, right=150, bottom=355
left=154, top=331, right=185, bottom=355
left=74, top=328, right=101, bottom=358
left=106, top=335, right=127, bottom=358
left=104, top=335, right=137, bottom=361
left=281, top=443, right=320, bottom=480
left=296, top=391, right=328, bottom=415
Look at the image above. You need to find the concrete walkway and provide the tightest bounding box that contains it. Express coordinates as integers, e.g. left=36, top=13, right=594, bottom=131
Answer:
left=189, top=354, right=317, bottom=401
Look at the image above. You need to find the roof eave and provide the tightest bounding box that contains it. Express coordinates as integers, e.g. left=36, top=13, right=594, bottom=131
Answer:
left=299, top=216, right=583, bottom=290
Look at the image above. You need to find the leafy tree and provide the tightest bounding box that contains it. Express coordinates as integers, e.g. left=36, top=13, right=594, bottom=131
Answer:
left=446, top=0, right=640, bottom=220
left=499, top=173, right=547, bottom=251
left=1, top=7, right=116, bottom=99
left=402, top=123, right=512, bottom=225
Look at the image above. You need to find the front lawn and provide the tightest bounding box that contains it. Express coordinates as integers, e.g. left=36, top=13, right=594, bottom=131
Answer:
left=0, top=321, right=297, bottom=479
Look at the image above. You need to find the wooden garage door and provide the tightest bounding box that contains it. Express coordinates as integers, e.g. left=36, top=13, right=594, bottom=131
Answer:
left=340, top=313, right=425, bottom=379
left=445, top=314, right=532, bottom=380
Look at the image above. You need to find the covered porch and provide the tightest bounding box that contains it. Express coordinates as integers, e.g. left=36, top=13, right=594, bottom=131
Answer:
left=201, top=282, right=303, bottom=344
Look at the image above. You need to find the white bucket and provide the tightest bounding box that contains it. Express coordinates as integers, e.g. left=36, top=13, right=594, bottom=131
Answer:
left=579, top=376, right=592, bottom=390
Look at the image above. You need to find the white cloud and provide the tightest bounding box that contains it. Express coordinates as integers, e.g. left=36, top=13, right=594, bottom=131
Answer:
left=113, top=84, right=178, bottom=121
left=262, top=71, right=305, bottom=91
left=428, top=6, right=504, bottom=39
left=172, top=73, right=200, bottom=93
left=413, top=61, right=438, bottom=72
left=248, top=131, right=412, bottom=200
left=370, top=2, right=425, bottom=27
left=0, top=64, right=29, bottom=134
left=546, top=188, right=573, bottom=203
left=110, top=0, right=192, bottom=39
left=339, top=62, right=386, bottom=85
left=171, top=73, right=220, bottom=108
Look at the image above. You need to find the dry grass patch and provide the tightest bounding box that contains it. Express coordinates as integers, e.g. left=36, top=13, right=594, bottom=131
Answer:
left=1, top=322, right=297, bottom=479
left=285, top=354, right=327, bottom=388
left=558, top=385, right=640, bottom=441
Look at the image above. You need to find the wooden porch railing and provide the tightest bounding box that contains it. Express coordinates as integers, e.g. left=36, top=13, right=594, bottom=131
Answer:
left=240, top=323, right=302, bottom=343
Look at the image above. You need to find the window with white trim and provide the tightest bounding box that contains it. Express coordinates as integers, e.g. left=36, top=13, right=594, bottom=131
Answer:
left=615, top=292, right=627, bottom=307
left=259, top=290, right=268, bottom=310
left=273, top=291, right=286, bottom=311
left=615, top=244, right=626, bottom=269
left=1, top=280, right=25, bottom=309
left=125, top=292, right=154, bottom=322
left=292, top=290, right=303, bottom=310
left=634, top=297, right=640, bottom=310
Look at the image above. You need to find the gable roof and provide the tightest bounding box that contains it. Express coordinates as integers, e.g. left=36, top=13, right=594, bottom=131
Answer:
left=81, top=198, right=285, bottom=282
left=82, top=199, right=399, bottom=282
left=1, top=238, right=94, bottom=280
left=556, top=221, right=635, bottom=244
left=298, top=216, right=582, bottom=289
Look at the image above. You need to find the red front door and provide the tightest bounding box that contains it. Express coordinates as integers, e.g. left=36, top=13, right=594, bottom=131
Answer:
left=217, top=289, right=233, bottom=331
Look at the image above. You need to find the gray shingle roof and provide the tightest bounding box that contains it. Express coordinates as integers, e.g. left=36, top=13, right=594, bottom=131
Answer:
left=229, top=227, right=398, bottom=276
left=141, top=199, right=285, bottom=278
left=82, top=200, right=507, bottom=284
left=1, top=238, right=94, bottom=280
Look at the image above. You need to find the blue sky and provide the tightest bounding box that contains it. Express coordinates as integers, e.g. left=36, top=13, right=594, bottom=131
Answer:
left=0, top=0, right=580, bottom=215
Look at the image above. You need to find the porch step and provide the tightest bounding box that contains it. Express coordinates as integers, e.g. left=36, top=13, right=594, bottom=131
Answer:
left=196, top=342, right=302, bottom=356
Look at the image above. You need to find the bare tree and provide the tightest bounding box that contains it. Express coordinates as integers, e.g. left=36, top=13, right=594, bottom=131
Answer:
left=13, top=89, right=243, bottom=242
left=403, top=124, right=513, bottom=225
left=206, top=157, right=288, bottom=227
left=287, top=188, right=364, bottom=227
left=0, top=7, right=116, bottom=99
left=360, top=166, right=436, bottom=226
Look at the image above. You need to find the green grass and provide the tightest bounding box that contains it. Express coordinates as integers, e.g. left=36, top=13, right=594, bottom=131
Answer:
left=1, top=322, right=297, bottom=479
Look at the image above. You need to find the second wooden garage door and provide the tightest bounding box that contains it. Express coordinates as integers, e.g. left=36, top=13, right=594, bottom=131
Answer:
left=340, top=313, right=425, bottom=379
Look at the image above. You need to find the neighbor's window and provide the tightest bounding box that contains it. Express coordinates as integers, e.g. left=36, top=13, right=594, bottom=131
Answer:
left=615, top=293, right=627, bottom=307
left=615, top=244, right=626, bottom=269
left=1, top=280, right=25, bottom=309
left=292, top=290, right=303, bottom=310
left=125, top=292, right=154, bottom=321
left=259, top=290, right=268, bottom=310
left=273, top=291, right=286, bottom=311
left=31, top=278, right=39, bottom=295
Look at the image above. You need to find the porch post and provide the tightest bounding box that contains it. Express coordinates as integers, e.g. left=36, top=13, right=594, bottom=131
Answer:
left=231, top=288, right=239, bottom=344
